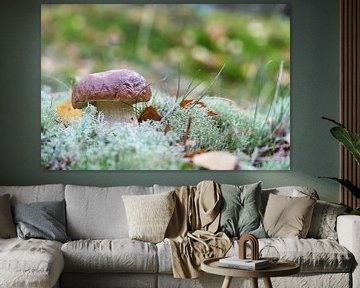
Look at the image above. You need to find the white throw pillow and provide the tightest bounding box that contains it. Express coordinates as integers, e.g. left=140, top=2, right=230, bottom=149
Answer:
left=122, top=191, right=175, bottom=243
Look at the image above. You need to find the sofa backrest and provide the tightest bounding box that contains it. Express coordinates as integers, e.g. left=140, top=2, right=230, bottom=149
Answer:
left=65, top=184, right=153, bottom=240
left=0, top=184, right=320, bottom=241
left=154, top=183, right=320, bottom=213
left=0, top=184, right=65, bottom=204
left=153, top=184, right=176, bottom=194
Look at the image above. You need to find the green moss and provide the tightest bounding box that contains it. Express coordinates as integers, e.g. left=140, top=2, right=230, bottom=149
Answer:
left=41, top=88, right=289, bottom=170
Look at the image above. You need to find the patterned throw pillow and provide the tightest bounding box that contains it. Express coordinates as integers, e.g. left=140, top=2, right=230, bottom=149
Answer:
left=218, top=182, right=266, bottom=239
left=0, top=194, right=16, bottom=238
left=307, top=200, right=347, bottom=240
left=122, top=191, right=175, bottom=243
left=263, top=193, right=316, bottom=238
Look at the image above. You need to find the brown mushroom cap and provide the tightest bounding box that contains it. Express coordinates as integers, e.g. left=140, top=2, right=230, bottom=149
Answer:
left=72, top=69, right=151, bottom=109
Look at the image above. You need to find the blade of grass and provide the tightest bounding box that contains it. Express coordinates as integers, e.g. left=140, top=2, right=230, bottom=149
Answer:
left=190, top=63, right=226, bottom=108
left=42, top=74, right=71, bottom=91
left=262, top=60, right=284, bottom=133
left=176, top=63, right=181, bottom=100
left=252, top=60, right=271, bottom=128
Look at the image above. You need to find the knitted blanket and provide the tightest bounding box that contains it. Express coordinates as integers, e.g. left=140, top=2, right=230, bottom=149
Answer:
left=165, top=180, right=231, bottom=278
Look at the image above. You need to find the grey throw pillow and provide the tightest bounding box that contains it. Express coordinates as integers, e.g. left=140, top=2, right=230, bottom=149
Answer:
left=307, top=200, right=347, bottom=240
left=218, top=182, right=266, bottom=238
left=0, top=194, right=17, bottom=238
left=12, top=200, right=70, bottom=243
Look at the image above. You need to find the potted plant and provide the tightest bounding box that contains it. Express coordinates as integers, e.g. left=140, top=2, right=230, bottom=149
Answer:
left=320, top=117, right=360, bottom=215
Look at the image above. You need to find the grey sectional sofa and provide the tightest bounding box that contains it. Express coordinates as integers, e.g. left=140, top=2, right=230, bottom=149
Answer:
left=0, top=184, right=359, bottom=288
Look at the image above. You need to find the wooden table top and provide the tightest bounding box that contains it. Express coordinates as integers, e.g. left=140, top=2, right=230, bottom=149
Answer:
left=201, top=257, right=300, bottom=278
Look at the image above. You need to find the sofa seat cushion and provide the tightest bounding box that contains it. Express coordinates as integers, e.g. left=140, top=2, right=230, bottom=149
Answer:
left=261, top=238, right=353, bottom=273
left=61, top=239, right=158, bottom=273
left=0, top=238, right=64, bottom=288
left=230, top=238, right=354, bottom=273
left=157, top=238, right=354, bottom=274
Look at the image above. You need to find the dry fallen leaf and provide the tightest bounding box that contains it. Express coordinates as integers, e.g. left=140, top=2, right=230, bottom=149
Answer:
left=138, top=106, right=162, bottom=122
left=184, top=150, right=207, bottom=158
left=56, top=101, right=82, bottom=124
left=207, top=110, right=218, bottom=116
left=180, top=99, right=206, bottom=109
left=180, top=99, right=217, bottom=116
left=180, top=99, right=194, bottom=108
left=164, top=123, right=172, bottom=135
left=192, top=151, right=239, bottom=170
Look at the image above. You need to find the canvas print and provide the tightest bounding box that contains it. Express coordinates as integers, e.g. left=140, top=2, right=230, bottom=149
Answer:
left=41, top=4, right=290, bottom=170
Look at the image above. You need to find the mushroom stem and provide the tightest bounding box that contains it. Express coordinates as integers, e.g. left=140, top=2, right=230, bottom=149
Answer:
left=96, top=101, right=138, bottom=125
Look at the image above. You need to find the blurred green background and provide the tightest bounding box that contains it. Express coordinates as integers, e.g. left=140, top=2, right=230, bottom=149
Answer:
left=41, top=4, right=290, bottom=107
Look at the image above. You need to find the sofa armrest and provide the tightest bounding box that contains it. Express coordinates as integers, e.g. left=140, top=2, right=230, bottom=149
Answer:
left=337, top=215, right=360, bottom=288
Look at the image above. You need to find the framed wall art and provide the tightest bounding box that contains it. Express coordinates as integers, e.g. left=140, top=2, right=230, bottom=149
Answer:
left=41, top=4, right=290, bottom=170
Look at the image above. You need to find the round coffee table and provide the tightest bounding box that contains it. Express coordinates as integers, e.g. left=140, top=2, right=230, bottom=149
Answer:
left=201, top=257, right=300, bottom=288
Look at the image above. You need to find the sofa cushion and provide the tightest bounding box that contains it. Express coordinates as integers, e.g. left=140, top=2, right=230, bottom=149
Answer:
left=263, top=193, right=316, bottom=238
left=261, top=186, right=319, bottom=213
left=0, top=184, right=65, bottom=204
left=153, top=184, right=176, bottom=194
left=0, top=194, right=16, bottom=238
left=218, top=182, right=266, bottom=238
left=65, top=185, right=153, bottom=239
left=0, top=238, right=64, bottom=288
left=231, top=238, right=353, bottom=273
left=122, top=191, right=175, bottom=243
left=61, top=239, right=158, bottom=273
left=307, top=200, right=347, bottom=240
left=12, top=200, right=70, bottom=243
left=262, top=238, right=354, bottom=273
left=158, top=237, right=353, bottom=274
left=156, top=240, right=173, bottom=274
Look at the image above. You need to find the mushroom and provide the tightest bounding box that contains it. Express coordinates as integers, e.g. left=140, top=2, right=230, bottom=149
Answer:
left=192, top=151, right=239, bottom=170
left=72, top=69, right=151, bottom=124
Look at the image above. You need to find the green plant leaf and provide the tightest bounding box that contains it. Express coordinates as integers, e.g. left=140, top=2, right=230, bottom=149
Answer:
left=322, top=117, right=360, bottom=165
left=351, top=208, right=360, bottom=215
left=318, top=177, right=360, bottom=198
left=330, top=126, right=360, bottom=165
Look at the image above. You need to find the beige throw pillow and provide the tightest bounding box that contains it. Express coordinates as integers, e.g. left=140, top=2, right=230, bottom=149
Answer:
left=122, top=191, right=175, bottom=243
left=0, top=194, right=17, bottom=238
left=263, top=193, right=316, bottom=238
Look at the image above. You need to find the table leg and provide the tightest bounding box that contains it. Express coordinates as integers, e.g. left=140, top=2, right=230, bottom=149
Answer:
left=222, top=276, right=233, bottom=288
left=263, top=277, right=273, bottom=288
left=251, top=278, right=258, bottom=288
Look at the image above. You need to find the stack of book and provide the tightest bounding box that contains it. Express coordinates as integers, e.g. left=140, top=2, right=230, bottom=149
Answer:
left=218, top=257, right=271, bottom=270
